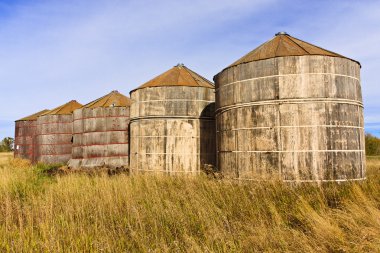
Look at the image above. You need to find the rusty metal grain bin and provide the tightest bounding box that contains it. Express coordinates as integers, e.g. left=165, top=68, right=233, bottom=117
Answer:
left=14, top=109, right=49, bottom=162
left=214, top=32, right=365, bottom=182
left=130, top=64, right=216, bottom=173
left=36, top=100, right=82, bottom=164
left=68, top=91, right=133, bottom=168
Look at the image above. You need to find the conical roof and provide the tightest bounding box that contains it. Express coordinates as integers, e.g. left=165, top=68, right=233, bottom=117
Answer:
left=42, top=100, right=82, bottom=115
left=132, top=64, right=214, bottom=92
left=227, top=32, right=360, bottom=69
left=16, top=109, right=50, bottom=121
left=83, top=90, right=133, bottom=108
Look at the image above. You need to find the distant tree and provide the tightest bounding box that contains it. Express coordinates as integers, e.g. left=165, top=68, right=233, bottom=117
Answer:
left=0, top=137, right=14, bottom=152
left=365, top=133, right=380, bottom=156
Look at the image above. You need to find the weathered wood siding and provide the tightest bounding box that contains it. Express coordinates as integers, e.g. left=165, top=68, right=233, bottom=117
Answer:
left=215, top=56, right=365, bottom=181
left=14, top=121, right=38, bottom=162
left=68, top=107, right=130, bottom=168
left=36, top=114, right=73, bottom=164
left=130, top=86, right=216, bottom=173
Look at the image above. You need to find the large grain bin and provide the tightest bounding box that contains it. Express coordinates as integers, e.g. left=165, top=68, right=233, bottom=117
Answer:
left=14, top=109, right=49, bottom=162
left=214, top=32, right=365, bottom=182
left=130, top=64, right=216, bottom=173
left=36, top=100, right=82, bottom=164
left=68, top=91, right=133, bottom=168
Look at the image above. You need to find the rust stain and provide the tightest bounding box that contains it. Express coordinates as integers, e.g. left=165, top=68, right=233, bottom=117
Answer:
left=228, top=33, right=360, bottom=69
left=83, top=90, right=133, bottom=108
left=132, top=64, right=214, bottom=92
left=16, top=109, right=50, bottom=121
left=42, top=100, right=83, bottom=115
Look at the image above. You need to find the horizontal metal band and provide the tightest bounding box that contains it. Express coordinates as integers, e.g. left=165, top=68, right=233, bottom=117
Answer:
left=37, top=143, right=72, bottom=146
left=130, top=116, right=214, bottom=122
left=216, top=97, right=363, bottom=116
left=216, top=72, right=360, bottom=92
left=38, top=153, right=71, bottom=157
left=132, top=153, right=215, bottom=155
left=131, top=169, right=201, bottom=173
left=81, top=154, right=129, bottom=159
left=217, top=125, right=364, bottom=132
left=15, top=135, right=35, bottom=138
left=218, top=150, right=365, bottom=153
left=73, top=129, right=128, bottom=134
left=134, top=99, right=214, bottom=103
left=230, top=177, right=366, bottom=182
left=282, top=177, right=366, bottom=183
left=36, top=133, right=72, bottom=136
left=131, top=136, right=200, bottom=138
left=36, top=121, right=72, bottom=126
left=73, top=115, right=130, bottom=122
left=15, top=125, right=37, bottom=128
left=73, top=142, right=129, bottom=148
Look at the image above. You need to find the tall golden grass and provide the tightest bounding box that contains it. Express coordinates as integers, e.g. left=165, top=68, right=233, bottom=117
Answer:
left=0, top=154, right=379, bottom=252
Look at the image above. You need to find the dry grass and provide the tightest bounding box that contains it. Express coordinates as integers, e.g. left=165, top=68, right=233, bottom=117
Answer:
left=0, top=157, right=379, bottom=252
left=0, top=152, right=13, bottom=165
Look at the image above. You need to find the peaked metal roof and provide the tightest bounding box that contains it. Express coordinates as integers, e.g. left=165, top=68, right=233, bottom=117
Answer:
left=42, top=100, right=83, bottom=115
left=227, top=32, right=360, bottom=69
left=131, top=64, right=214, bottom=93
left=83, top=90, right=133, bottom=108
left=16, top=109, right=50, bottom=122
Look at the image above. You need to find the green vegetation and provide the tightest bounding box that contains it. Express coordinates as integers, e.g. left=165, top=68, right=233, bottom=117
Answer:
left=0, top=137, right=14, bottom=152
left=0, top=155, right=379, bottom=252
left=365, top=133, right=380, bottom=156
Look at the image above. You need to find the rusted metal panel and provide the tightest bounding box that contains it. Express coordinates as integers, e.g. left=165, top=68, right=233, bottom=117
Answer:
left=131, top=64, right=214, bottom=93
left=42, top=100, right=82, bottom=115
left=130, top=65, right=216, bottom=174
left=14, top=109, right=49, bottom=162
left=227, top=33, right=360, bottom=69
left=215, top=53, right=365, bottom=182
left=69, top=107, right=131, bottom=168
left=36, top=114, right=75, bottom=164
left=35, top=101, right=82, bottom=164
left=68, top=91, right=132, bottom=169
left=84, top=90, right=133, bottom=109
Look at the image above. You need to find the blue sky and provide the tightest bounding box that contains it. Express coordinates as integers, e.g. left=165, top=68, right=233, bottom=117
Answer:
left=0, top=0, right=379, bottom=139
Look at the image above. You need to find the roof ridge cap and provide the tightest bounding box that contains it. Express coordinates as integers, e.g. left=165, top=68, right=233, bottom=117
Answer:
left=286, top=35, right=310, bottom=54
left=183, top=66, right=214, bottom=87
left=181, top=66, right=200, bottom=86
left=289, top=35, right=345, bottom=57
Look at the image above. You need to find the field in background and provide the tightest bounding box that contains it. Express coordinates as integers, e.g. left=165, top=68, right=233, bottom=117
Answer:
left=0, top=152, right=12, bottom=165
left=0, top=156, right=379, bottom=252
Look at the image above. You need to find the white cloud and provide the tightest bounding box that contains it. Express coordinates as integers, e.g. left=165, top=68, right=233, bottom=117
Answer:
left=0, top=0, right=379, bottom=138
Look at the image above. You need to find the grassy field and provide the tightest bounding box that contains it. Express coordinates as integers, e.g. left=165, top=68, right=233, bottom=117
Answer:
left=0, top=154, right=379, bottom=252
left=0, top=152, right=12, bottom=165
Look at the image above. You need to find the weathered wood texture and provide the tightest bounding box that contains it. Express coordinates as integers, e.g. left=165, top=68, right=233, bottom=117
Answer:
left=130, top=86, right=216, bottom=173
left=36, top=114, right=73, bottom=164
left=215, top=56, right=365, bottom=181
left=68, top=107, right=130, bottom=168
left=14, top=121, right=38, bottom=162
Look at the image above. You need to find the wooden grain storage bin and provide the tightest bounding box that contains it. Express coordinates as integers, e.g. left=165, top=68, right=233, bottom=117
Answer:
left=14, top=109, right=49, bottom=163
left=214, top=32, right=365, bottom=182
left=130, top=64, right=216, bottom=174
left=36, top=100, right=82, bottom=164
left=68, top=91, right=133, bottom=168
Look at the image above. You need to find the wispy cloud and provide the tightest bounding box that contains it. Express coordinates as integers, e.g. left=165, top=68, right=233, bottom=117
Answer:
left=0, top=0, right=379, bottom=138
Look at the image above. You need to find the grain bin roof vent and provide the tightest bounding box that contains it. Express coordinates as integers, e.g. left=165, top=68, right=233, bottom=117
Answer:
left=131, top=64, right=214, bottom=92
left=275, top=31, right=288, bottom=36
left=83, top=90, right=132, bottom=108
left=224, top=33, right=360, bottom=69
left=16, top=109, right=50, bottom=122
left=42, top=100, right=82, bottom=115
